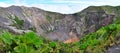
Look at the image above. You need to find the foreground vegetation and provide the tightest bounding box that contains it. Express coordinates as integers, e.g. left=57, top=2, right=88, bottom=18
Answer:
left=0, top=20, right=120, bottom=53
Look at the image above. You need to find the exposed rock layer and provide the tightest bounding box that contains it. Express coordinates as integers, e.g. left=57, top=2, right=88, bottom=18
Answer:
left=0, top=6, right=119, bottom=42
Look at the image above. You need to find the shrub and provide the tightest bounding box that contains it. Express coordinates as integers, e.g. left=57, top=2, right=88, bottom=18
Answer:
left=0, top=20, right=120, bottom=53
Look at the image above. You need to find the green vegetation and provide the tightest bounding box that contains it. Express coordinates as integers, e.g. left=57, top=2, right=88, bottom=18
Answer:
left=0, top=32, right=44, bottom=53
left=102, top=6, right=115, bottom=14
left=47, top=11, right=58, bottom=14
left=28, top=27, right=36, bottom=32
left=13, top=15, right=24, bottom=29
left=1, top=6, right=120, bottom=53
left=46, top=15, right=52, bottom=22
left=79, top=23, right=120, bottom=53
left=0, top=18, right=120, bottom=53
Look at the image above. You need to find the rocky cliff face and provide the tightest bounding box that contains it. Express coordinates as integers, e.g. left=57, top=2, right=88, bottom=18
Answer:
left=0, top=5, right=118, bottom=42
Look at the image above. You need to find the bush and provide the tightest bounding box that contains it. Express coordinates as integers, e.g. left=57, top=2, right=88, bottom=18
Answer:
left=0, top=20, right=120, bottom=53
left=13, top=15, right=24, bottom=29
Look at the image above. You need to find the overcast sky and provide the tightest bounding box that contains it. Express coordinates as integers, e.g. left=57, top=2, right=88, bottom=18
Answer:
left=0, top=0, right=120, bottom=14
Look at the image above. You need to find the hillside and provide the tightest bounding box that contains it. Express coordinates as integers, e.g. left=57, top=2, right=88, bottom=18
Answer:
left=0, top=5, right=119, bottom=41
left=0, top=5, right=120, bottom=53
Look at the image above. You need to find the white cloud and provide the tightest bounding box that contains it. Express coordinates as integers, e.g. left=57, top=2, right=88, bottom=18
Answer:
left=13, top=0, right=27, bottom=6
left=0, top=0, right=120, bottom=14
left=0, top=2, right=12, bottom=7
left=28, top=0, right=120, bottom=14
left=14, top=0, right=20, bottom=4
left=30, top=4, right=88, bottom=14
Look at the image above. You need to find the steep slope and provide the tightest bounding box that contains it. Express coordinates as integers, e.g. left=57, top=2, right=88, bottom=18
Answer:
left=0, top=5, right=119, bottom=42
left=0, top=18, right=120, bottom=53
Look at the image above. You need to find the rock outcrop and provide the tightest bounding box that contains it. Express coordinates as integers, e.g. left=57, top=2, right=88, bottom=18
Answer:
left=106, top=45, right=120, bottom=53
left=0, top=5, right=119, bottom=42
